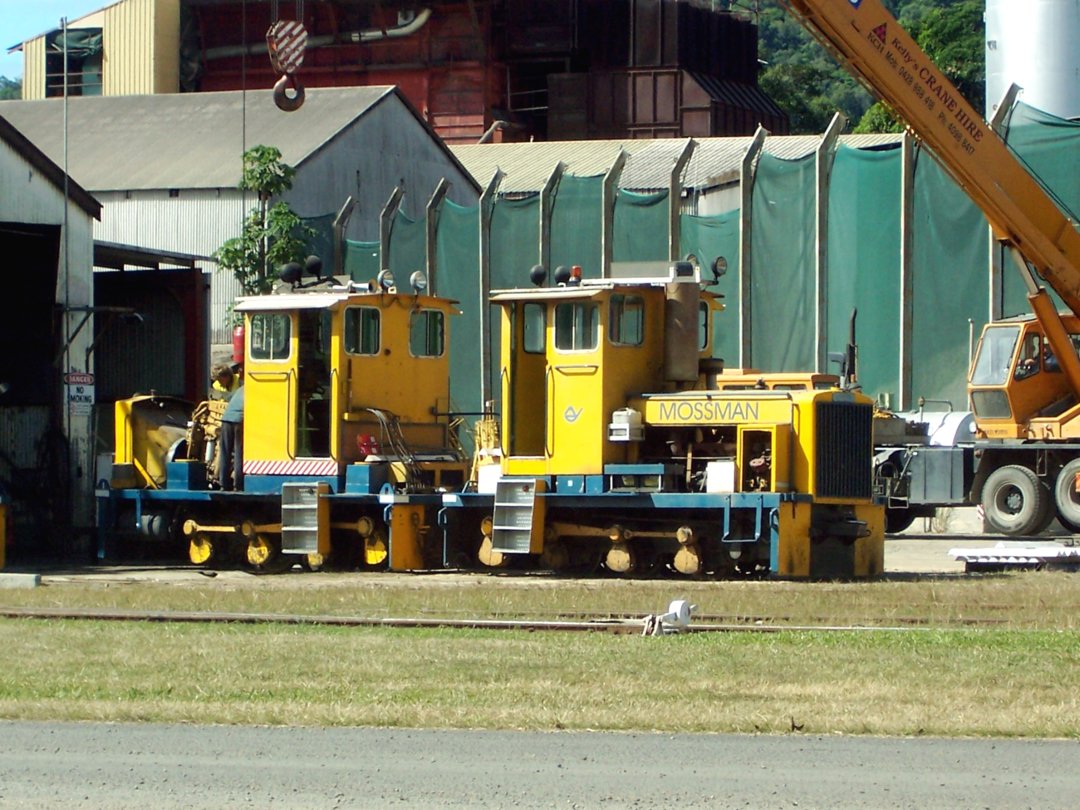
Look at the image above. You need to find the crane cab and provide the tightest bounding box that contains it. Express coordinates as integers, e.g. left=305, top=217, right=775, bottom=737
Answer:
left=969, top=315, right=1080, bottom=439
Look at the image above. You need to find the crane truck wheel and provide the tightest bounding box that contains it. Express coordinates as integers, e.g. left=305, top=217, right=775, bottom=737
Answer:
left=884, top=508, right=916, bottom=534
left=1053, top=458, right=1080, bottom=533
left=981, top=465, right=1054, bottom=536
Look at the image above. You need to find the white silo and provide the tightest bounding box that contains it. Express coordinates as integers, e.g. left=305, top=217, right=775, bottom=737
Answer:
left=985, top=0, right=1080, bottom=119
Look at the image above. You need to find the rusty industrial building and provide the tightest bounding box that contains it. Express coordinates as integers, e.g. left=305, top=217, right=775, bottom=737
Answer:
left=15, top=0, right=787, bottom=143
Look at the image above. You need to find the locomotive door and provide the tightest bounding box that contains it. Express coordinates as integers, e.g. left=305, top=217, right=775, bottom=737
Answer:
left=546, top=297, right=602, bottom=473
left=504, top=301, right=547, bottom=460
left=296, top=309, right=332, bottom=458
left=244, top=310, right=295, bottom=462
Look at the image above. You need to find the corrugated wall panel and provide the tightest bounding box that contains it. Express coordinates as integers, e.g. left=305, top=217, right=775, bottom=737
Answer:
left=23, top=39, right=45, bottom=100
left=104, top=0, right=179, bottom=96
left=103, top=0, right=146, bottom=95
left=0, top=407, right=51, bottom=468
left=93, top=191, right=249, bottom=343
left=153, top=0, right=180, bottom=93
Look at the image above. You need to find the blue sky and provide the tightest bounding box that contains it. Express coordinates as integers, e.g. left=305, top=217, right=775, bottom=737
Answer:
left=1, top=0, right=109, bottom=79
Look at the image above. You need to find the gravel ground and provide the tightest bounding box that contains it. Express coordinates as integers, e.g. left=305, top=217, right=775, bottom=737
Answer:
left=2, top=721, right=1078, bottom=809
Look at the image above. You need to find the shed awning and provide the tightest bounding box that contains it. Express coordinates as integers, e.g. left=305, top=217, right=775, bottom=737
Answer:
left=94, top=241, right=208, bottom=270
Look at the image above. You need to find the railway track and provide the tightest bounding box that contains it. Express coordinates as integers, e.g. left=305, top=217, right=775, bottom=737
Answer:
left=0, top=605, right=1007, bottom=632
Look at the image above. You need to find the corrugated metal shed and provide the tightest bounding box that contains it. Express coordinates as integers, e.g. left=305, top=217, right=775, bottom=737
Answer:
left=0, top=114, right=101, bottom=218
left=1, top=86, right=481, bottom=347
left=0, top=86, right=476, bottom=193
left=451, top=133, right=902, bottom=194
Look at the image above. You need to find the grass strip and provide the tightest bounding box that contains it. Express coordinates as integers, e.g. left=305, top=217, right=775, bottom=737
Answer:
left=2, top=571, right=1079, bottom=628
left=1, top=619, right=1077, bottom=738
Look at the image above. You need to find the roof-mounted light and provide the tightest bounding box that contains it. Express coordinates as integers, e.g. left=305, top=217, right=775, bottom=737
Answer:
left=377, top=269, right=396, bottom=292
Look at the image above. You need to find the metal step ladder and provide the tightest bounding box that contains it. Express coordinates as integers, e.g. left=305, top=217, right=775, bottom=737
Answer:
left=491, top=478, right=546, bottom=554
left=280, top=482, right=329, bottom=555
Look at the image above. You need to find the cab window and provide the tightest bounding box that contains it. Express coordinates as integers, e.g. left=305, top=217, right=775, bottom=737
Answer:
left=554, top=302, right=599, bottom=352
left=698, top=301, right=710, bottom=350
left=609, top=295, right=644, bottom=346
left=524, top=303, right=545, bottom=354
left=249, top=313, right=291, bottom=361
left=410, top=309, right=445, bottom=357
left=971, top=325, right=1019, bottom=386
left=344, top=307, right=380, bottom=355
left=1014, top=333, right=1042, bottom=380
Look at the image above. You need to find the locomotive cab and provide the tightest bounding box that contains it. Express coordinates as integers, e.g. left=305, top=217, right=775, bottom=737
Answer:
left=237, top=284, right=463, bottom=491
left=494, top=263, right=721, bottom=477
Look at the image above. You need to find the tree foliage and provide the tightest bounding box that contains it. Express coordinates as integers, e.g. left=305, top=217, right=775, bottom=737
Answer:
left=214, top=145, right=313, bottom=297
left=0, top=76, right=21, bottom=100
left=758, top=0, right=986, bottom=134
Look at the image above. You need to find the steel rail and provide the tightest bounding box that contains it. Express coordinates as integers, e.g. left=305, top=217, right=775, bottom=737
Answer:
left=0, top=606, right=973, bottom=633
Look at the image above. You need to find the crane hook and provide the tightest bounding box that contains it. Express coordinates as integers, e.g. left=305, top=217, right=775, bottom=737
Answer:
left=266, top=17, right=308, bottom=112
left=273, top=73, right=305, bottom=112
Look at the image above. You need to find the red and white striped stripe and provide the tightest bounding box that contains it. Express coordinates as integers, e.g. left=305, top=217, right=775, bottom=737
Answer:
left=244, top=458, right=338, bottom=477
left=266, top=20, right=307, bottom=74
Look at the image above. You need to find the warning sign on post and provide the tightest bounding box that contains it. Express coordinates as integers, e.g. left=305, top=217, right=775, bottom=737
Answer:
left=65, top=372, right=95, bottom=417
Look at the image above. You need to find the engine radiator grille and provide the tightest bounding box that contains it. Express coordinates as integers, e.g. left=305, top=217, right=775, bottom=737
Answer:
left=815, top=401, right=873, bottom=500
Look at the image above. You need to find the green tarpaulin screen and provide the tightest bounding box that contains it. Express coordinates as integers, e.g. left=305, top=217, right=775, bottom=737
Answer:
left=827, top=144, right=902, bottom=403
left=300, top=213, right=335, bottom=272
left=434, top=199, right=482, bottom=420
left=999, top=102, right=1080, bottom=317
left=551, top=174, right=604, bottom=278
left=343, top=239, right=380, bottom=282
left=387, top=209, right=426, bottom=281
left=910, top=147, right=989, bottom=407
left=490, top=195, right=540, bottom=290
left=680, top=209, right=741, bottom=365
left=750, top=152, right=816, bottom=371
left=613, top=189, right=669, bottom=263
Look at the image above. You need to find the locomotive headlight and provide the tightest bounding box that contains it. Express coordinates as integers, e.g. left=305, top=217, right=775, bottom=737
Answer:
left=409, top=270, right=428, bottom=293
left=377, top=268, right=396, bottom=291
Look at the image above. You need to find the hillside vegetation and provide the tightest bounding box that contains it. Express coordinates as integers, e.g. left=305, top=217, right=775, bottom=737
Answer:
left=757, top=0, right=986, bottom=133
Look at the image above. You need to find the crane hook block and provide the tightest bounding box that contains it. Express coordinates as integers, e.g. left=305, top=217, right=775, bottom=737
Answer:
left=274, top=73, right=305, bottom=112
left=267, top=19, right=308, bottom=112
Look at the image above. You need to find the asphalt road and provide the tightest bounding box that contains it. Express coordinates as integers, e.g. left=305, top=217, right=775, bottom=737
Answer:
left=1, top=721, right=1077, bottom=809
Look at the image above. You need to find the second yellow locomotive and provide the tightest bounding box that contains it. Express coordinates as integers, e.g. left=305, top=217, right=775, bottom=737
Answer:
left=453, top=261, right=883, bottom=579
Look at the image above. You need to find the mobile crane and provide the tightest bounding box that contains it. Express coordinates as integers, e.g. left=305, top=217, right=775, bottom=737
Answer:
left=779, top=0, right=1080, bottom=541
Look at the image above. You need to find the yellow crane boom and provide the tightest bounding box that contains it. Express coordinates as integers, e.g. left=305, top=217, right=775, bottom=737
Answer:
left=781, top=0, right=1080, bottom=393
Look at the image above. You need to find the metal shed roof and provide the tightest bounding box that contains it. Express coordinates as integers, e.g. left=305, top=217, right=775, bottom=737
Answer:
left=0, top=86, right=474, bottom=193
left=0, top=113, right=101, bottom=218
left=451, top=133, right=902, bottom=194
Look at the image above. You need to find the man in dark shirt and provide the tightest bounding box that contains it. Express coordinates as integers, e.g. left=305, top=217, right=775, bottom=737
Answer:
left=219, top=385, right=244, bottom=491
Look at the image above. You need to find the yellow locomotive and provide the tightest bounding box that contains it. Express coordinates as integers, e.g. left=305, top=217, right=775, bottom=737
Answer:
left=104, top=269, right=467, bottom=571
left=453, top=261, right=883, bottom=579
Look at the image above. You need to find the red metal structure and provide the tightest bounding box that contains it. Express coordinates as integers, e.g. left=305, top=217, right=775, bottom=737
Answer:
left=183, top=0, right=787, bottom=143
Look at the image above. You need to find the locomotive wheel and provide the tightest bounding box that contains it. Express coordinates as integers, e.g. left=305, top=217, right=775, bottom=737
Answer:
left=673, top=544, right=703, bottom=576
left=981, top=465, right=1053, bottom=536
left=188, top=532, right=218, bottom=567
left=1053, top=458, right=1080, bottom=533
left=246, top=534, right=292, bottom=573
left=605, top=541, right=636, bottom=574
left=363, top=529, right=389, bottom=568
left=477, top=534, right=505, bottom=568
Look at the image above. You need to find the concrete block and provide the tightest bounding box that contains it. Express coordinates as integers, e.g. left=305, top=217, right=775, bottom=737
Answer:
left=0, top=573, right=41, bottom=589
